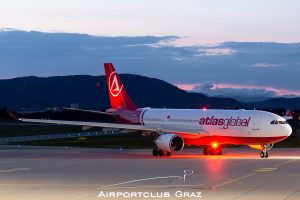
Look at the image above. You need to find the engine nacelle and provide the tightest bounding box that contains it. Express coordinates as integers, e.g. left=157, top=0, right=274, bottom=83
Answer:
left=154, top=134, right=184, bottom=152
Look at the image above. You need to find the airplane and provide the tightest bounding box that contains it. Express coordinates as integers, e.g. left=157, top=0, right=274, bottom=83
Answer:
left=21, top=63, right=292, bottom=158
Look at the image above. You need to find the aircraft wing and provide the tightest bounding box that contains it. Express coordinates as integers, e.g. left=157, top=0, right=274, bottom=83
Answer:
left=20, top=118, right=156, bottom=132
left=63, top=107, right=115, bottom=116
left=20, top=118, right=206, bottom=140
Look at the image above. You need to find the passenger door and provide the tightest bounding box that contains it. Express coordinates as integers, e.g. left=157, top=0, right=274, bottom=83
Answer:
left=250, top=117, right=260, bottom=135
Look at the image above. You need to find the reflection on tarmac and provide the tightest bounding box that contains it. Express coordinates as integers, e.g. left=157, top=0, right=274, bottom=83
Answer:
left=0, top=146, right=300, bottom=200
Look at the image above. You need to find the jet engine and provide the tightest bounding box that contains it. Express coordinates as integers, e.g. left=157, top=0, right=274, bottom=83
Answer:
left=154, top=134, right=184, bottom=152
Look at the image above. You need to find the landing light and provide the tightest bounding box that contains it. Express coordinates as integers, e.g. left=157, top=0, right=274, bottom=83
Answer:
left=212, top=142, right=218, bottom=149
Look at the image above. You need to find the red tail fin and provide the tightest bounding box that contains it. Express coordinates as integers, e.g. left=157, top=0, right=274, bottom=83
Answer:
left=104, top=63, right=138, bottom=110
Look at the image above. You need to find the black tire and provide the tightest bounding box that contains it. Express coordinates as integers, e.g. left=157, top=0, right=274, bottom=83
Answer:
left=260, top=152, right=265, bottom=158
left=216, top=147, right=223, bottom=155
left=166, top=152, right=172, bottom=156
left=265, top=152, right=269, bottom=158
left=203, top=147, right=209, bottom=155
left=210, top=148, right=216, bottom=155
left=158, top=150, right=165, bottom=157
left=152, top=149, right=159, bottom=156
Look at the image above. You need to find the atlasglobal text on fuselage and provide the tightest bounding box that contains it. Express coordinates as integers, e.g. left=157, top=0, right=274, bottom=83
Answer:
left=21, top=63, right=292, bottom=158
left=199, top=116, right=251, bottom=128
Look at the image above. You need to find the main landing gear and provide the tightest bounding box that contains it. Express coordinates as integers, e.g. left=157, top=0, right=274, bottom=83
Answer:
left=203, top=144, right=223, bottom=155
left=260, top=144, right=273, bottom=158
left=152, top=148, right=172, bottom=157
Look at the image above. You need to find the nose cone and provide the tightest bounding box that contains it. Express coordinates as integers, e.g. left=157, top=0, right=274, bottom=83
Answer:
left=285, top=124, right=293, bottom=137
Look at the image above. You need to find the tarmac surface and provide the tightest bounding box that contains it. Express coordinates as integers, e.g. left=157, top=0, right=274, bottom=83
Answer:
left=1, top=145, right=300, bottom=200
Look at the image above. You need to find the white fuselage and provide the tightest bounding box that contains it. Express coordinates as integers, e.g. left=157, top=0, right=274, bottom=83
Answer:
left=141, top=108, right=292, bottom=145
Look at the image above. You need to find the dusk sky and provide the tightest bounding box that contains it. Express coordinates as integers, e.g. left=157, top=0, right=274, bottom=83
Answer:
left=1, top=0, right=300, bottom=44
left=0, top=0, right=300, bottom=101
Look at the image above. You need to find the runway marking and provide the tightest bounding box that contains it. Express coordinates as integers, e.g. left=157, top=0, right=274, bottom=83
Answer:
left=254, top=169, right=273, bottom=172
left=283, top=188, right=300, bottom=200
left=254, top=167, right=277, bottom=172
left=0, top=168, right=31, bottom=173
left=215, top=173, right=257, bottom=187
left=258, top=167, right=277, bottom=170
left=215, top=158, right=299, bottom=189
left=274, top=159, right=298, bottom=168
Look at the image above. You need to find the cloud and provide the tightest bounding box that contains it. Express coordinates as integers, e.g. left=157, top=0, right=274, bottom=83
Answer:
left=192, top=82, right=300, bottom=102
left=253, top=63, right=281, bottom=68
left=174, top=83, right=200, bottom=90
left=174, top=57, right=185, bottom=61
left=0, top=28, right=19, bottom=32
left=126, top=36, right=180, bottom=48
left=1, top=30, right=300, bottom=100
left=197, top=48, right=236, bottom=56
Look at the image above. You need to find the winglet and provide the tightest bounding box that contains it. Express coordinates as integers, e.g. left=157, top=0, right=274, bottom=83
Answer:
left=284, top=110, right=293, bottom=120
left=5, top=109, right=19, bottom=121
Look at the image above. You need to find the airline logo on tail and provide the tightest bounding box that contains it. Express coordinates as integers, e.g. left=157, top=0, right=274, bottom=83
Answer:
left=109, top=72, right=123, bottom=97
left=104, top=63, right=138, bottom=110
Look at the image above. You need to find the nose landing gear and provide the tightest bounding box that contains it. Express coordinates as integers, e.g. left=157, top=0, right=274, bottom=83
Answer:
left=260, top=144, right=273, bottom=158
left=260, top=151, right=268, bottom=158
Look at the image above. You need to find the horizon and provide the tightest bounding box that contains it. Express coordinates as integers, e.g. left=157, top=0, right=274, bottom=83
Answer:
left=1, top=0, right=300, bottom=101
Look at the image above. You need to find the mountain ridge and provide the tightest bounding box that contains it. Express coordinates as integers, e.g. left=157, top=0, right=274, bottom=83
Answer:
left=0, top=74, right=299, bottom=111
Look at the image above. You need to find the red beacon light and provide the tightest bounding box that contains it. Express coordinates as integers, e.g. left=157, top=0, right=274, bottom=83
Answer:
left=202, top=106, right=207, bottom=111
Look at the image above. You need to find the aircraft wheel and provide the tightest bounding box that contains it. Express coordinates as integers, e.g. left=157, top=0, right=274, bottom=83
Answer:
left=210, top=148, right=217, bottom=155
left=158, top=150, right=165, bottom=157
left=203, top=147, right=209, bottom=155
left=265, top=152, right=269, bottom=158
left=260, top=152, right=265, bottom=158
left=152, top=149, right=159, bottom=156
left=216, top=147, right=223, bottom=155
left=166, top=152, right=172, bottom=157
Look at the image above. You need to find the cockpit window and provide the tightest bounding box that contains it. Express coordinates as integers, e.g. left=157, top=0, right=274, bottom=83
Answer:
left=270, top=120, right=287, bottom=125
left=278, top=121, right=288, bottom=124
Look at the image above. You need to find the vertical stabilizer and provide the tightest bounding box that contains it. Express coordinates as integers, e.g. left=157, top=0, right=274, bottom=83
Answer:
left=104, top=63, right=138, bottom=110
